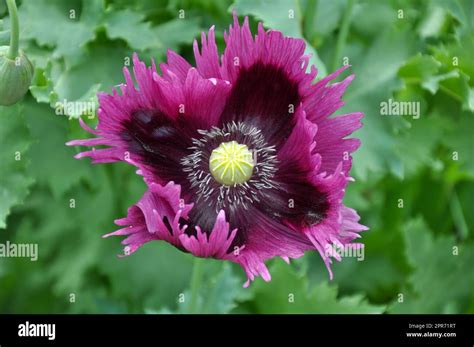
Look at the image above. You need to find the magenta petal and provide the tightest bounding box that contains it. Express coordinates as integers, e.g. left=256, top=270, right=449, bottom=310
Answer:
left=339, top=205, right=369, bottom=241
left=68, top=53, right=232, bottom=186
left=302, top=66, right=362, bottom=175
left=303, top=67, right=353, bottom=124
left=277, top=106, right=320, bottom=172
left=193, top=26, right=222, bottom=79
left=217, top=15, right=319, bottom=148
left=104, top=182, right=193, bottom=255
left=220, top=15, right=314, bottom=88
left=183, top=68, right=231, bottom=129
left=314, top=112, right=363, bottom=174
left=303, top=164, right=363, bottom=280
left=237, top=251, right=272, bottom=288
left=160, top=49, right=192, bottom=83
left=179, top=210, right=239, bottom=259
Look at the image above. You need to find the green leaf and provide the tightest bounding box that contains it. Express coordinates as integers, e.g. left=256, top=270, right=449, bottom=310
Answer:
left=0, top=29, right=9, bottom=45
left=176, top=263, right=243, bottom=314
left=429, top=30, right=474, bottom=110
left=102, top=242, right=194, bottom=312
left=399, top=54, right=441, bottom=81
left=352, top=1, right=397, bottom=38
left=442, top=111, right=474, bottom=175
left=433, top=0, right=474, bottom=32
left=198, top=263, right=243, bottom=313
left=103, top=8, right=163, bottom=51
left=233, top=0, right=300, bottom=37
left=36, top=39, right=129, bottom=113
left=45, top=172, right=115, bottom=293
left=8, top=165, right=116, bottom=295
left=146, top=262, right=245, bottom=314
left=103, top=6, right=202, bottom=53
left=389, top=218, right=474, bottom=313
left=15, top=0, right=97, bottom=67
left=23, top=101, right=92, bottom=197
left=29, top=64, right=56, bottom=104
left=422, top=69, right=459, bottom=94
left=394, top=114, right=447, bottom=176
left=250, top=260, right=385, bottom=313
left=154, top=18, right=202, bottom=52
left=305, top=0, right=345, bottom=39
left=418, top=5, right=447, bottom=39
left=0, top=105, right=34, bottom=229
left=344, top=28, right=416, bottom=179
left=326, top=175, right=413, bottom=303
left=421, top=70, right=473, bottom=111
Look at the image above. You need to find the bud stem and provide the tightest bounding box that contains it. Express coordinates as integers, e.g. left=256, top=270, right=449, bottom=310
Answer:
left=6, top=0, right=19, bottom=59
left=188, top=257, right=204, bottom=313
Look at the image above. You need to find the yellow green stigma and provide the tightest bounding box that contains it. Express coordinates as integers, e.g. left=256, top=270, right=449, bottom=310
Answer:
left=209, top=141, right=254, bottom=185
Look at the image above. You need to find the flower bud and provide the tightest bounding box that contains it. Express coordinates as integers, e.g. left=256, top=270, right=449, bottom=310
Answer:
left=0, top=45, right=34, bottom=106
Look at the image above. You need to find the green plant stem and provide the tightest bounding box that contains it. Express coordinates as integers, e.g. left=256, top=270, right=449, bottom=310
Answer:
left=303, top=0, right=318, bottom=41
left=6, top=0, right=19, bottom=59
left=188, top=257, right=204, bottom=313
left=331, top=0, right=355, bottom=72
left=450, top=190, right=469, bottom=240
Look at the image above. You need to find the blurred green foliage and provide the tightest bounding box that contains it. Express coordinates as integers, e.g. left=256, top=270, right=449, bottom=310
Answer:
left=0, top=0, right=473, bottom=313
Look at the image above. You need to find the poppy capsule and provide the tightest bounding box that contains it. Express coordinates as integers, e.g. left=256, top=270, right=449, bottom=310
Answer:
left=0, top=46, right=33, bottom=106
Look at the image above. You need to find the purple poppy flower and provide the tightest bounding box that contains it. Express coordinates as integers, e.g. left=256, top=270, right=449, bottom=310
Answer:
left=67, top=15, right=367, bottom=287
